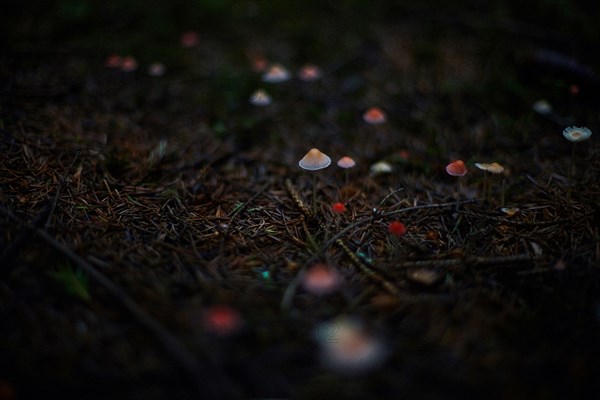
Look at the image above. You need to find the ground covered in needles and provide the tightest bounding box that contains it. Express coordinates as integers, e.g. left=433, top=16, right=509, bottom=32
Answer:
left=1, top=1, right=600, bottom=399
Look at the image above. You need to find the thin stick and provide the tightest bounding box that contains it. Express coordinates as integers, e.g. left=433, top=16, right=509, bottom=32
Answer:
left=392, top=254, right=540, bottom=269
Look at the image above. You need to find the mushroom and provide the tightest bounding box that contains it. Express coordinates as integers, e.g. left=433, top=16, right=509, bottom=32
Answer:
left=474, top=162, right=504, bottom=204
left=120, top=56, right=138, bottom=72
left=105, top=54, right=122, bottom=68
left=562, top=126, right=592, bottom=201
left=248, top=88, right=272, bottom=106
left=337, top=156, right=356, bottom=186
left=180, top=31, right=200, bottom=48
left=201, top=304, right=243, bottom=337
left=298, top=64, right=322, bottom=82
left=446, top=160, right=467, bottom=209
left=362, top=107, right=387, bottom=125
left=445, top=160, right=467, bottom=177
left=299, top=148, right=331, bottom=214
left=262, top=63, right=291, bottom=83
left=316, top=317, right=386, bottom=374
left=147, top=62, right=166, bottom=77
left=302, top=263, right=341, bottom=295
left=369, top=160, right=392, bottom=176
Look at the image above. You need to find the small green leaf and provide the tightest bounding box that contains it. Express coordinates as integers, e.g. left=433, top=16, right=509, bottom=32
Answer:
left=49, top=264, right=91, bottom=302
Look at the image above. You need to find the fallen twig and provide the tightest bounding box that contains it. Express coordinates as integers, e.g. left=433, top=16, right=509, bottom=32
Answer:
left=394, top=254, right=541, bottom=269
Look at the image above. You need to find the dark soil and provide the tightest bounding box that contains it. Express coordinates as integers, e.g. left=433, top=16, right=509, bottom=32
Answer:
left=2, top=1, right=600, bottom=399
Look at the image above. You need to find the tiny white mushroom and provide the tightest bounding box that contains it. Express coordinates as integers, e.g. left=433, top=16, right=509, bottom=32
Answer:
left=249, top=89, right=272, bottom=106
left=262, top=63, right=291, bottom=83
left=369, top=160, right=392, bottom=176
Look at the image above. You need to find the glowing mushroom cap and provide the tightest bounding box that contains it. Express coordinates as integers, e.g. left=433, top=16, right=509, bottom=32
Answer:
left=202, top=304, right=243, bottom=337
left=369, top=160, right=392, bottom=175
left=105, top=54, right=122, bottom=68
left=474, top=162, right=504, bottom=174
left=302, top=264, right=341, bottom=295
left=563, top=126, right=592, bottom=142
left=363, top=107, right=387, bottom=125
left=445, top=160, right=467, bottom=177
left=249, top=88, right=272, bottom=106
left=147, top=62, right=166, bottom=77
left=337, top=156, right=356, bottom=169
left=532, top=99, right=553, bottom=115
left=262, top=63, right=291, bottom=83
left=180, top=31, right=200, bottom=48
left=120, top=56, right=138, bottom=72
left=299, top=148, right=331, bottom=171
left=316, top=317, right=386, bottom=374
left=298, top=64, right=322, bottom=82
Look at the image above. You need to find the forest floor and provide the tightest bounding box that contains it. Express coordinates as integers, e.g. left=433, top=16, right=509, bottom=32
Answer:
left=1, top=2, right=600, bottom=399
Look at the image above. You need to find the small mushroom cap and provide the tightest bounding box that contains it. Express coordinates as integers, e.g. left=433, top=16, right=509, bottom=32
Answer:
left=147, top=62, right=166, bottom=77
left=317, top=317, right=386, bottom=374
left=120, top=56, right=138, bottom=72
left=563, top=126, right=592, bottom=142
left=299, top=148, right=331, bottom=171
left=249, top=88, right=272, bottom=106
left=298, top=64, right=322, bottom=82
left=532, top=99, right=553, bottom=115
left=369, top=160, right=393, bottom=175
left=105, top=54, right=123, bottom=68
left=180, top=31, right=200, bottom=48
left=262, top=63, right=291, bottom=83
left=337, top=156, right=356, bottom=169
left=362, top=107, right=387, bottom=124
left=302, top=264, right=341, bottom=295
left=474, top=162, right=504, bottom=174
left=445, top=160, right=467, bottom=176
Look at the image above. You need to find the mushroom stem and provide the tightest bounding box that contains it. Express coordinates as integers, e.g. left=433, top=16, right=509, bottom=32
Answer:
left=312, top=172, right=317, bottom=215
left=567, top=142, right=576, bottom=202
left=501, top=177, right=506, bottom=208
left=482, top=172, right=489, bottom=203
left=455, top=178, right=461, bottom=211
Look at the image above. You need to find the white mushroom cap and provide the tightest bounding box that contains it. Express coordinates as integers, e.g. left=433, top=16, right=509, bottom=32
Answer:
left=369, top=160, right=392, bottom=175
left=532, top=99, right=553, bottom=115
left=563, top=126, right=592, bottom=142
left=249, top=89, right=272, bottom=106
left=299, top=148, right=331, bottom=171
left=474, top=162, right=504, bottom=174
left=262, top=63, right=291, bottom=83
left=337, top=156, right=356, bottom=169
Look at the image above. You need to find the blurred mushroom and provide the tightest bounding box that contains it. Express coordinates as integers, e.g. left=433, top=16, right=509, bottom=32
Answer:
left=262, top=63, right=291, bottom=83
left=315, top=317, right=386, bottom=375
left=369, top=160, right=392, bottom=176
left=249, top=88, right=272, bottom=106
left=362, top=107, right=387, bottom=124
left=302, top=263, right=341, bottom=295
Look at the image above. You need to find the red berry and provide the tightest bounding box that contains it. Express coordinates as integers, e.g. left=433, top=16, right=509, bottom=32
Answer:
left=332, top=202, right=347, bottom=214
left=388, top=221, right=406, bottom=236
